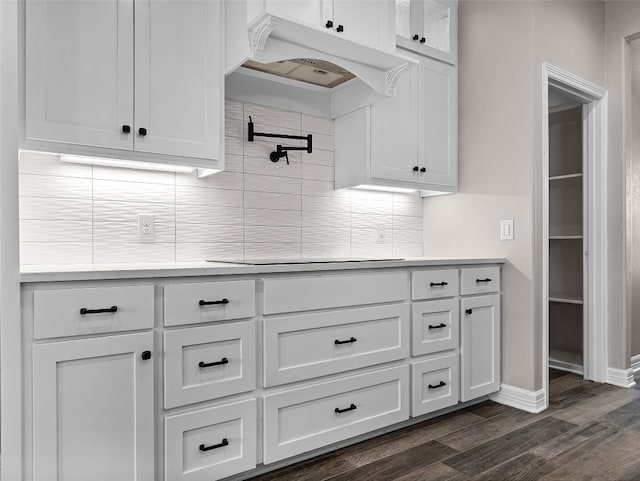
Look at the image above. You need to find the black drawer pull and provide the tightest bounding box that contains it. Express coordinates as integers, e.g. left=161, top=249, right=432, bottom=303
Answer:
left=430, top=282, right=448, bottom=287
left=336, top=24, right=344, bottom=32
left=465, top=308, right=473, bottom=315
left=199, top=298, right=229, bottom=306
left=80, top=306, right=118, bottom=315
left=326, top=20, right=333, bottom=28
left=138, top=127, right=147, bottom=136
left=141, top=350, right=151, bottom=361
left=199, top=438, right=228, bottom=452
left=476, top=278, right=492, bottom=283
left=428, top=381, right=446, bottom=389
left=199, top=358, right=228, bottom=368
left=335, top=403, right=357, bottom=414
left=413, top=34, right=419, bottom=40
left=428, top=323, right=447, bottom=330
left=334, top=337, right=357, bottom=345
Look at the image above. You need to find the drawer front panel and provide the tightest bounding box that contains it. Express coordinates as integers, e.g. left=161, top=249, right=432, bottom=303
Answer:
left=412, top=299, right=459, bottom=356
left=263, top=271, right=407, bottom=314
left=264, top=304, right=410, bottom=387
left=34, top=285, right=154, bottom=339
left=460, top=267, right=501, bottom=295
left=164, top=280, right=255, bottom=326
left=411, top=354, right=460, bottom=417
left=164, top=321, right=256, bottom=408
left=164, top=399, right=257, bottom=481
left=263, top=365, right=409, bottom=464
left=412, top=269, right=459, bottom=300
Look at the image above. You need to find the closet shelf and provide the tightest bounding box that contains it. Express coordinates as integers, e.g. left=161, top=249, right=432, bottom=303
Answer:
left=549, top=293, right=583, bottom=305
left=549, top=348, right=583, bottom=375
left=549, top=173, right=583, bottom=181
left=549, top=235, right=583, bottom=240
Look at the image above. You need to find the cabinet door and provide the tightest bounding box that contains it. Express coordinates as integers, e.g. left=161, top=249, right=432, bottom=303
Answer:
left=333, top=0, right=392, bottom=50
left=33, top=332, right=154, bottom=481
left=417, top=0, right=458, bottom=64
left=134, top=0, right=223, bottom=161
left=25, top=0, right=134, bottom=149
left=417, top=57, right=457, bottom=188
left=395, top=0, right=421, bottom=51
left=460, top=295, right=500, bottom=401
left=265, top=0, right=332, bottom=28
left=370, top=62, right=419, bottom=184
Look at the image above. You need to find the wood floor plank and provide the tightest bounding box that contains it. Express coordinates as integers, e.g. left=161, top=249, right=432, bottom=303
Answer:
left=393, top=462, right=468, bottom=481
left=471, top=453, right=557, bottom=481
left=549, top=369, right=570, bottom=381
left=442, top=417, right=577, bottom=476
left=326, top=441, right=457, bottom=481
left=548, top=375, right=592, bottom=398
left=530, top=421, right=609, bottom=460
left=465, top=400, right=513, bottom=419
left=552, top=385, right=640, bottom=425
left=250, top=451, right=357, bottom=481
left=597, top=397, right=640, bottom=429
left=539, top=428, right=640, bottom=481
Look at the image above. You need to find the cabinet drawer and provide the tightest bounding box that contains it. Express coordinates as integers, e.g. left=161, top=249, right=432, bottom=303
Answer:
left=263, top=271, right=407, bottom=315
left=164, top=399, right=257, bottom=481
left=164, top=321, right=256, bottom=408
left=412, top=299, right=459, bottom=356
left=412, top=269, right=459, bottom=300
left=411, top=353, right=459, bottom=417
left=263, top=365, right=409, bottom=464
left=34, top=285, right=154, bottom=339
left=460, top=267, right=500, bottom=295
left=164, top=280, right=255, bottom=327
left=264, top=304, right=410, bottom=387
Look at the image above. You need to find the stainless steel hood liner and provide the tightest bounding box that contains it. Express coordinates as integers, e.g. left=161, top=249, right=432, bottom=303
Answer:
left=246, top=13, right=417, bottom=97
left=243, top=58, right=356, bottom=89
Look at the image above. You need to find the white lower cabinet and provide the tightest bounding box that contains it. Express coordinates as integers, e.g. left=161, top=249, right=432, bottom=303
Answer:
left=32, top=332, right=154, bottom=481
left=460, top=294, right=501, bottom=401
left=411, top=353, right=459, bottom=416
left=164, top=399, right=257, bottom=481
left=263, top=304, right=410, bottom=386
left=263, top=365, right=410, bottom=464
left=164, top=321, right=256, bottom=408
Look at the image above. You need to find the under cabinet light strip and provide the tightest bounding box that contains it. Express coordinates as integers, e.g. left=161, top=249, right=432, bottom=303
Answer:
left=352, top=184, right=417, bottom=194
left=59, top=155, right=197, bottom=174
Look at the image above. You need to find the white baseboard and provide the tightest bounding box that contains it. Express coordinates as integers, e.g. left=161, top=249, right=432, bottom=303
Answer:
left=632, top=355, right=640, bottom=378
left=489, top=384, right=546, bottom=413
left=606, top=367, right=637, bottom=388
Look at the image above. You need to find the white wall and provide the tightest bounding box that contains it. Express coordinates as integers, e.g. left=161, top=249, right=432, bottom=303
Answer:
left=19, top=100, right=423, bottom=264
left=630, top=37, right=640, bottom=357
left=423, top=0, right=606, bottom=392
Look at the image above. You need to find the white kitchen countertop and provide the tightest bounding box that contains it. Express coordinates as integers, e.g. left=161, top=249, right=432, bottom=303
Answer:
left=20, top=257, right=505, bottom=283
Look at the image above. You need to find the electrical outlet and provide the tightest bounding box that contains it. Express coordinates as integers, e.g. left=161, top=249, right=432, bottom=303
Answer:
left=138, top=214, right=155, bottom=241
left=500, top=219, right=514, bottom=240
left=377, top=223, right=387, bottom=243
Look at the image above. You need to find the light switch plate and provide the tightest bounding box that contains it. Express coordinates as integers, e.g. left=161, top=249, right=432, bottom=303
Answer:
left=500, top=219, right=514, bottom=240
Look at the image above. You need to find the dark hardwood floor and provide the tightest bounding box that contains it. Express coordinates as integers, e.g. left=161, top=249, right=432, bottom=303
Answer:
left=249, top=370, right=640, bottom=481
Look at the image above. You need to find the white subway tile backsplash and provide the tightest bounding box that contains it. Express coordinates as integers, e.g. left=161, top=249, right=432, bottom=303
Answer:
left=244, top=174, right=301, bottom=195
left=176, top=242, right=244, bottom=262
left=302, top=114, right=334, bottom=136
left=244, top=191, right=300, bottom=211
left=19, top=101, right=423, bottom=265
left=20, top=197, right=92, bottom=222
left=244, top=208, right=301, bottom=227
left=176, top=223, right=243, bottom=244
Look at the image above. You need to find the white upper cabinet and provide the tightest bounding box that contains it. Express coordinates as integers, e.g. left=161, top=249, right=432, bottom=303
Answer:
left=134, top=0, right=223, bottom=159
left=395, top=0, right=457, bottom=64
left=264, top=0, right=395, bottom=51
left=335, top=52, right=457, bottom=193
left=25, top=0, right=223, bottom=167
left=25, top=0, right=134, bottom=150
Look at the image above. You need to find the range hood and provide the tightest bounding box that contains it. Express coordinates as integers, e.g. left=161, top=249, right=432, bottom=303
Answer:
left=225, top=8, right=418, bottom=118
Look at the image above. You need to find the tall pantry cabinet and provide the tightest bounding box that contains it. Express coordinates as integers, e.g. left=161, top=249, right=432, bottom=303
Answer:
left=547, top=104, right=586, bottom=375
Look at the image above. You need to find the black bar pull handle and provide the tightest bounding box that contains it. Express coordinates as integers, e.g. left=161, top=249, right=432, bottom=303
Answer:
left=476, top=278, right=492, bottom=283
left=199, top=358, right=229, bottom=368
left=430, top=281, right=448, bottom=287
left=199, top=298, right=229, bottom=306
left=335, top=403, right=357, bottom=414
left=334, top=336, right=357, bottom=345
left=465, top=308, right=473, bottom=315
left=199, top=439, right=229, bottom=452
left=428, top=323, right=447, bottom=330
left=80, top=306, right=118, bottom=315
left=428, top=381, right=446, bottom=389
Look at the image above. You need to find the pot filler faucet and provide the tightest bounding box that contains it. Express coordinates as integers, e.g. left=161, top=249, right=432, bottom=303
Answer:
left=247, top=116, right=313, bottom=164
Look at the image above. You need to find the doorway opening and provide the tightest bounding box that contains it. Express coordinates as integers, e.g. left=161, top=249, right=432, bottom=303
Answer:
left=542, top=64, right=608, bottom=407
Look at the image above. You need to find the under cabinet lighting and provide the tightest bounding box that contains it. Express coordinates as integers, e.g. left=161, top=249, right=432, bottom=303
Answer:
left=59, top=155, right=198, bottom=174
left=353, top=184, right=417, bottom=194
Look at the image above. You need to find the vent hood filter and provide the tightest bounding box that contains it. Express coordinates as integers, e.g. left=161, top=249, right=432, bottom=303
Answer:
left=243, top=58, right=356, bottom=89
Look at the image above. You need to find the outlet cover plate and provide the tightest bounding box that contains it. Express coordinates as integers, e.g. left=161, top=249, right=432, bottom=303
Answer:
left=138, top=214, right=155, bottom=241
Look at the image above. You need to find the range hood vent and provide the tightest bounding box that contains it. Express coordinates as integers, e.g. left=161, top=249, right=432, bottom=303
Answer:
left=243, top=58, right=356, bottom=89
